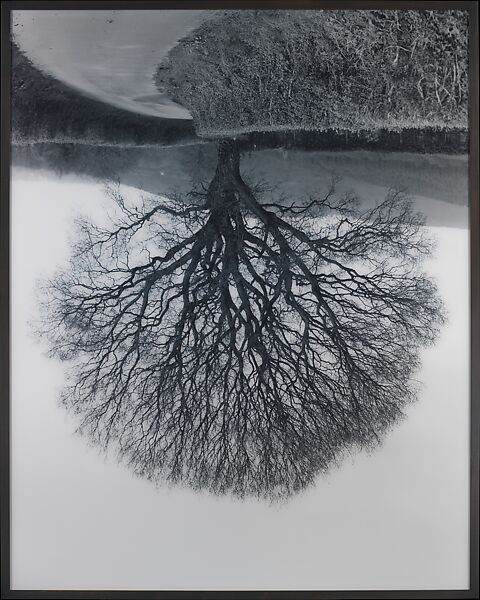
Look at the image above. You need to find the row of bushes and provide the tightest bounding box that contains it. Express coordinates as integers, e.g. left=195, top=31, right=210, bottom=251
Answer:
left=156, top=10, right=468, bottom=137
left=11, top=43, right=197, bottom=146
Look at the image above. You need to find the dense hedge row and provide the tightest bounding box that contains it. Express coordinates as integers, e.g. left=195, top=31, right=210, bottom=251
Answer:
left=11, top=44, right=197, bottom=146
left=156, top=10, right=468, bottom=137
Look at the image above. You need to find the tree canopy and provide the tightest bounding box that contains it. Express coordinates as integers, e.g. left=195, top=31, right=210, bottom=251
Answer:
left=39, top=142, right=444, bottom=499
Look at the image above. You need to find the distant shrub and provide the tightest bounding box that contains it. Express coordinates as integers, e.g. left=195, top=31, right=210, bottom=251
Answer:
left=155, top=10, right=468, bottom=137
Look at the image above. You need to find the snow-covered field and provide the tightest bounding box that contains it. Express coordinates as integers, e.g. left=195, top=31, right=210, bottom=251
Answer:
left=10, top=167, right=469, bottom=590
left=14, top=145, right=467, bottom=228
left=242, top=149, right=468, bottom=228
left=13, top=10, right=208, bottom=119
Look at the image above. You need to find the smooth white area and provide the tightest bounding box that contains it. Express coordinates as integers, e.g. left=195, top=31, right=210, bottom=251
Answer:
left=12, top=10, right=208, bottom=119
left=10, top=166, right=470, bottom=590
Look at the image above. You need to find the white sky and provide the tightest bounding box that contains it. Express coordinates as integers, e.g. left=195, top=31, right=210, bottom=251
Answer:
left=10, top=166, right=470, bottom=590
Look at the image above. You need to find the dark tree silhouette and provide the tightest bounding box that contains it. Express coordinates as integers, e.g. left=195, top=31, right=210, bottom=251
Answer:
left=39, top=140, right=444, bottom=499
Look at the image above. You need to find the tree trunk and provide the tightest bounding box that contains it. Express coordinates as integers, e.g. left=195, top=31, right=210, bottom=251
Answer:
left=206, top=140, right=241, bottom=209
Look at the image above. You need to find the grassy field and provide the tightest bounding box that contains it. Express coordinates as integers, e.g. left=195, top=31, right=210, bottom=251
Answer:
left=156, top=10, right=468, bottom=138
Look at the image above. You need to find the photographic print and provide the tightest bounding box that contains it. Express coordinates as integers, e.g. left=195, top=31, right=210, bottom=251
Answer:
left=2, top=2, right=478, bottom=597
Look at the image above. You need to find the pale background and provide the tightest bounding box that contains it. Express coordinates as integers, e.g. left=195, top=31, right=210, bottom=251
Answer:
left=10, top=7, right=471, bottom=592
left=10, top=162, right=470, bottom=591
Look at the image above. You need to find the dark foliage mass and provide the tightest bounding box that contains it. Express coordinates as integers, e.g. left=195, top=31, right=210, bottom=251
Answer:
left=156, top=9, right=468, bottom=136
left=39, top=142, right=444, bottom=499
left=11, top=43, right=197, bottom=146
left=237, top=128, right=468, bottom=155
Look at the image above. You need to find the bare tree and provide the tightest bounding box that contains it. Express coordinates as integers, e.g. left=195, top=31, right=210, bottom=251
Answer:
left=39, top=140, right=444, bottom=499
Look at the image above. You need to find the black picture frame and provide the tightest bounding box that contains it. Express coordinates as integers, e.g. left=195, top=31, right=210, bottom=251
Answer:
left=1, top=1, right=478, bottom=598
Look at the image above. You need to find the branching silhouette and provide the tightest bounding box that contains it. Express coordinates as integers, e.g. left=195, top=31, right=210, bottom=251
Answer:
left=39, top=140, right=444, bottom=499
